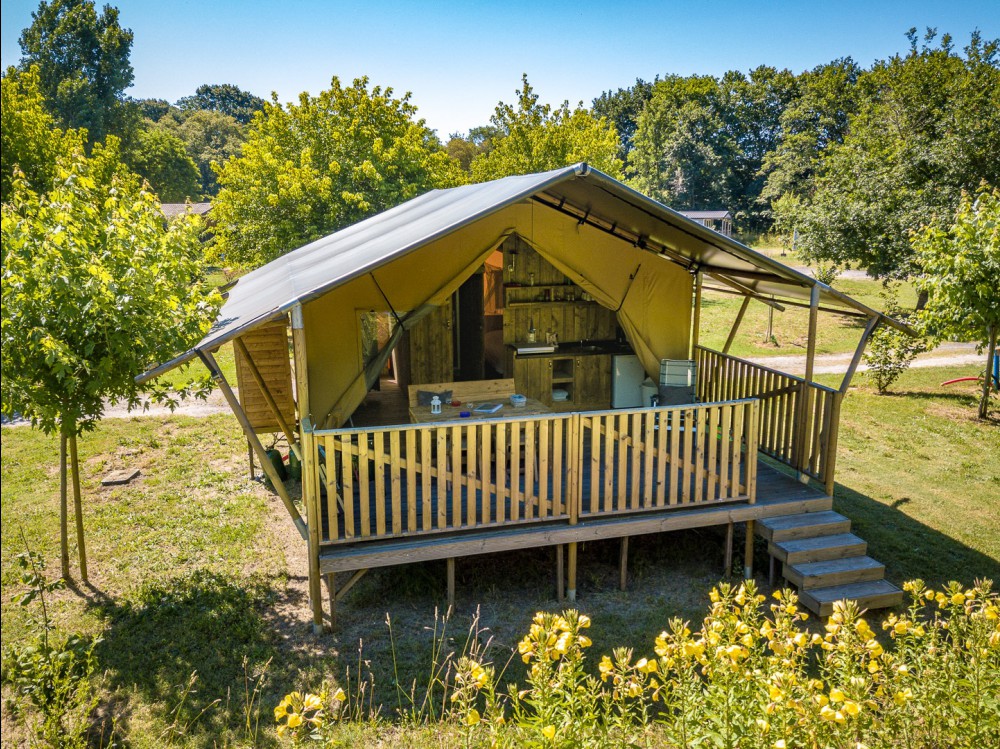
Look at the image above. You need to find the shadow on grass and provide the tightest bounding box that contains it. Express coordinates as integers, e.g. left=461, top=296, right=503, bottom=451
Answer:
left=831, top=482, right=1000, bottom=587
left=79, top=570, right=313, bottom=748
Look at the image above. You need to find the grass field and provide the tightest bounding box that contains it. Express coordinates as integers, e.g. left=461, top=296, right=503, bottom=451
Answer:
left=2, top=365, right=996, bottom=746
left=699, top=277, right=919, bottom=359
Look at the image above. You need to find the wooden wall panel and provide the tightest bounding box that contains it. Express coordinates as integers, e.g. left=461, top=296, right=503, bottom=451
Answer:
left=234, top=319, right=297, bottom=433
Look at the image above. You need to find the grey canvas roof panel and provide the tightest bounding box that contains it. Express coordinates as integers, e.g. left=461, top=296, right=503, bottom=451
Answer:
left=139, top=163, right=905, bottom=382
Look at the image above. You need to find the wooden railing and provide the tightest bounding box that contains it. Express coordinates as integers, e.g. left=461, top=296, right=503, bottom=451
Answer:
left=307, top=399, right=759, bottom=545
left=695, top=346, right=841, bottom=484
left=579, top=400, right=758, bottom=518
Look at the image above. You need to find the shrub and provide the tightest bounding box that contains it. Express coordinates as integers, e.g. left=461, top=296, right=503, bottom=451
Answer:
left=864, top=284, right=927, bottom=394
left=273, top=579, right=999, bottom=748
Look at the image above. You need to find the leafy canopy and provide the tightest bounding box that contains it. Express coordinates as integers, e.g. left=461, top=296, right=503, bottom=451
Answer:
left=1, top=151, right=222, bottom=434
left=17, top=0, right=135, bottom=144
left=156, top=109, right=245, bottom=196
left=786, top=30, right=1000, bottom=279
left=127, top=125, right=201, bottom=202
left=176, top=83, right=265, bottom=125
left=1, top=66, right=83, bottom=203
left=212, top=76, right=464, bottom=267
left=470, top=75, right=623, bottom=182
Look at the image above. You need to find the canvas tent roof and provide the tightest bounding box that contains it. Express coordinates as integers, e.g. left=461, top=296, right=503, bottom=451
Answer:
left=139, top=163, right=908, bottom=384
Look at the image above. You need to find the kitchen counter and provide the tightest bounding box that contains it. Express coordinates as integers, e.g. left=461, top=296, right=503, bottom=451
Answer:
left=509, top=340, right=633, bottom=358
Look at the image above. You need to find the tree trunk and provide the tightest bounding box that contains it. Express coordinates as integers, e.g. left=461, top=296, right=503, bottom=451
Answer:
left=915, top=288, right=929, bottom=311
left=981, top=325, right=997, bottom=420
left=59, top=429, right=70, bottom=579
left=69, top=431, right=88, bottom=581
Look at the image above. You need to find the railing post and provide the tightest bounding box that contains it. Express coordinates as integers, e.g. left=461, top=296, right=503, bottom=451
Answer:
left=823, top=392, right=843, bottom=497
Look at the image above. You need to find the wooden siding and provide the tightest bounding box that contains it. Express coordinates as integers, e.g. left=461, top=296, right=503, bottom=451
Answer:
left=233, top=320, right=296, bottom=433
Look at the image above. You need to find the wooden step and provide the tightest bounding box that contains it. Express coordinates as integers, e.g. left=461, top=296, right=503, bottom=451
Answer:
left=757, top=511, right=851, bottom=542
left=799, top=580, right=904, bottom=617
left=783, top=555, right=885, bottom=590
left=769, top=533, right=867, bottom=565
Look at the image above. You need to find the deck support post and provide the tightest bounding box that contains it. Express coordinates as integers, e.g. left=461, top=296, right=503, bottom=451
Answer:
left=769, top=555, right=778, bottom=588
left=567, top=542, right=578, bottom=602
left=446, top=557, right=456, bottom=611
left=743, top=520, right=755, bottom=578
left=796, top=285, right=821, bottom=483
left=723, top=296, right=752, bottom=354
left=556, top=545, right=565, bottom=602
left=326, top=573, right=336, bottom=628
left=619, top=537, right=629, bottom=591
left=724, top=522, right=734, bottom=577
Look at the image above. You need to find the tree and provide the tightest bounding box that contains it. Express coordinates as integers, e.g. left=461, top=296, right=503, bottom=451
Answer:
left=1, top=66, right=83, bottom=202
left=212, top=76, right=464, bottom=267
left=790, top=30, right=1000, bottom=281
left=1, top=150, right=222, bottom=578
left=17, top=0, right=135, bottom=144
left=158, top=109, right=245, bottom=195
left=913, top=185, right=1000, bottom=419
left=176, top=83, right=265, bottom=125
left=591, top=78, right=656, bottom=166
left=470, top=75, right=623, bottom=182
left=126, top=125, right=202, bottom=202
left=629, top=75, right=732, bottom=210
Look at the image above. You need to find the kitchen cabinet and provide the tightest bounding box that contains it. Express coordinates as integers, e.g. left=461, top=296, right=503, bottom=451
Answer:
left=513, top=353, right=612, bottom=408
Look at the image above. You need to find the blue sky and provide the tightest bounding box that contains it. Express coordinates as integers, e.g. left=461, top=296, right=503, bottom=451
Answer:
left=3, top=1, right=998, bottom=137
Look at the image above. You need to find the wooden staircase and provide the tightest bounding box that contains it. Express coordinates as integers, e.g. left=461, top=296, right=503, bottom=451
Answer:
left=757, top=509, right=903, bottom=617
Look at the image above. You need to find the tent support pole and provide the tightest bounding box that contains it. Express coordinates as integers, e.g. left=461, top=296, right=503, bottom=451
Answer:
left=235, top=336, right=300, bottom=459
left=567, top=542, right=578, bottom=602
left=723, top=296, right=752, bottom=354
left=690, top=272, right=703, bottom=358
left=795, top=286, right=820, bottom=481
left=744, top=520, right=755, bottom=578
left=290, top=305, right=325, bottom=634
left=840, top=317, right=880, bottom=394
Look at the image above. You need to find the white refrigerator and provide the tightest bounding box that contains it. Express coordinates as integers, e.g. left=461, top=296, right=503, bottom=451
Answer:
left=612, top=354, right=646, bottom=408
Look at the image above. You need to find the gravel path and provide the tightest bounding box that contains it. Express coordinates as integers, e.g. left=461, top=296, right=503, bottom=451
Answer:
left=748, top=341, right=981, bottom=376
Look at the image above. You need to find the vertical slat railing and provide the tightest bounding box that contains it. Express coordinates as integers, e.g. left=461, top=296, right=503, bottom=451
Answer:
left=696, top=346, right=838, bottom=484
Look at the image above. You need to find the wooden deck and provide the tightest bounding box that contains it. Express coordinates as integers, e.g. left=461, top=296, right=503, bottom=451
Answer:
left=318, top=460, right=828, bottom=574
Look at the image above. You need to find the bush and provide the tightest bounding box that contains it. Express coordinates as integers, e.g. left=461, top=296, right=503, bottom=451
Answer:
left=1, top=550, right=100, bottom=748
left=864, top=284, right=927, bottom=394
left=274, top=579, right=1000, bottom=748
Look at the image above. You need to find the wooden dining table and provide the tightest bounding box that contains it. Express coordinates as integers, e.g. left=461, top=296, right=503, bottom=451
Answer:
left=408, top=396, right=551, bottom=424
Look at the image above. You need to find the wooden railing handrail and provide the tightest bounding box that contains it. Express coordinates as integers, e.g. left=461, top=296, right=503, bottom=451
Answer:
left=695, top=345, right=838, bottom=395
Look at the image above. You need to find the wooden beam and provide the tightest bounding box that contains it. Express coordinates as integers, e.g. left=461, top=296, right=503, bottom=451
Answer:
left=447, top=557, right=456, bottom=610
left=200, top=350, right=308, bottom=540
left=290, top=305, right=323, bottom=633
left=840, top=317, right=880, bottom=394
left=326, top=573, right=336, bottom=628
left=567, top=542, right=578, bottom=602
left=804, top=285, right=820, bottom=384
left=690, top=272, right=703, bottom=358
left=724, top=521, right=734, bottom=577
left=334, top=568, right=369, bottom=602
left=234, top=336, right=300, bottom=459
left=619, top=537, right=629, bottom=591
left=705, top=275, right=786, bottom=312
left=556, top=545, right=565, bottom=602
left=723, top=296, right=752, bottom=354
left=743, top=520, right=755, bottom=578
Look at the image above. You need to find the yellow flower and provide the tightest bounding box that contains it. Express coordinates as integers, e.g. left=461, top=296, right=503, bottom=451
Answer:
left=274, top=702, right=288, bottom=720
left=774, top=740, right=787, bottom=749
left=577, top=635, right=592, bottom=648
left=683, top=640, right=705, bottom=658
left=465, top=708, right=481, bottom=726
left=303, top=693, right=323, bottom=711
left=756, top=718, right=770, bottom=732
left=287, top=713, right=303, bottom=728
left=768, top=684, right=784, bottom=701
left=333, top=687, right=346, bottom=702
left=599, top=655, right=614, bottom=681
left=577, top=614, right=591, bottom=628
left=893, top=688, right=914, bottom=706
left=830, top=688, right=846, bottom=703
left=843, top=700, right=860, bottom=716
left=542, top=724, right=556, bottom=741
left=866, top=640, right=884, bottom=658
left=951, top=592, right=966, bottom=606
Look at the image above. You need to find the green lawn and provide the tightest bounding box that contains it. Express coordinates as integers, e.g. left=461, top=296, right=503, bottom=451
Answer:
left=699, top=277, right=919, bottom=359
left=1, top=365, right=996, bottom=746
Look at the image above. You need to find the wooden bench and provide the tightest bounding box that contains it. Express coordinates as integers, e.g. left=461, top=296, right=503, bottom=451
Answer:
left=407, top=378, right=516, bottom=413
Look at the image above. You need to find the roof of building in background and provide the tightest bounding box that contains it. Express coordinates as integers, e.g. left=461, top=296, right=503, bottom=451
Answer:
left=679, top=210, right=732, bottom=220
left=161, top=202, right=212, bottom=219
